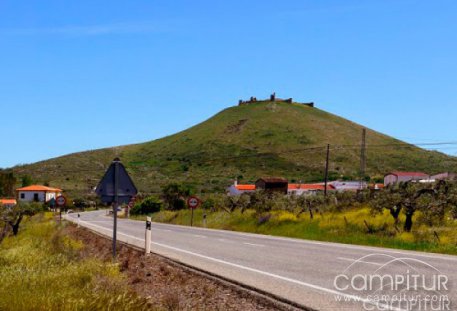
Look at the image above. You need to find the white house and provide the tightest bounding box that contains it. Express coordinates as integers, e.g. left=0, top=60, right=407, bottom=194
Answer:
left=16, top=185, right=62, bottom=203
left=226, top=181, right=256, bottom=196
left=329, top=181, right=367, bottom=192
left=384, top=172, right=429, bottom=186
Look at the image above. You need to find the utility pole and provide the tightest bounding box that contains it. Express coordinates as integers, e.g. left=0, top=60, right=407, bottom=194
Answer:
left=360, top=128, right=366, bottom=189
left=324, top=144, right=330, bottom=197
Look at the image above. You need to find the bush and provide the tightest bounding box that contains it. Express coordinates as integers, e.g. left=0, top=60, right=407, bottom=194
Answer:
left=131, top=196, right=162, bottom=215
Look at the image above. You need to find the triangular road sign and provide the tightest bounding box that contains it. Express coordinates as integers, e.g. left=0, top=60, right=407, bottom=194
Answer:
left=96, top=158, right=138, bottom=204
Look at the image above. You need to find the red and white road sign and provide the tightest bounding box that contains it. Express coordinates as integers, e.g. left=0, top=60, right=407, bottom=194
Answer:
left=56, top=195, right=66, bottom=207
left=187, top=196, right=200, bottom=209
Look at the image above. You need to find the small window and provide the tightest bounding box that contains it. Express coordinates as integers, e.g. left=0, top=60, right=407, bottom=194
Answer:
left=33, top=193, right=39, bottom=202
left=20, top=193, right=25, bottom=199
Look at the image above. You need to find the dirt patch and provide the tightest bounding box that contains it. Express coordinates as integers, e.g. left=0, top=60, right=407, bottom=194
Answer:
left=225, top=119, right=248, bottom=134
left=64, top=224, right=299, bottom=311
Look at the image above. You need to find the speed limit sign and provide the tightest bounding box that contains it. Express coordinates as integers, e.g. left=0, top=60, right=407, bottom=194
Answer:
left=56, top=195, right=66, bottom=207
left=187, top=196, right=200, bottom=209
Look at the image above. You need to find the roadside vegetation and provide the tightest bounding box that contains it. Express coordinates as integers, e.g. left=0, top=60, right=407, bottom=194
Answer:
left=0, top=213, right=149, bottom=311
left=131, top=181, right=457, bottom=255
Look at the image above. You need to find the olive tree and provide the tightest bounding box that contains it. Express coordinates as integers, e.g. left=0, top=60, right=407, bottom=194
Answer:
left=0, top=202, right=42, bottom=237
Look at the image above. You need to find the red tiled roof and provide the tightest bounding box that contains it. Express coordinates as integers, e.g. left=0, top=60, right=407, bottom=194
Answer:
left=387, top=172, right=428, bottom=177
left=235, top=185, right=256, bottom=191
left=16, top=185, right=62, bottom=192
left=0, top=199, right=16, bottom=205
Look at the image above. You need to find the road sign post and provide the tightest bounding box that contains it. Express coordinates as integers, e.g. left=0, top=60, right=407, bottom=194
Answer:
left=145, top=216, right=152, bottom=254
left=56, top=195, right=66, bottom=222
left=95, top=158, right=138, bottom=260
left=187, top=196, right=200, bottom=227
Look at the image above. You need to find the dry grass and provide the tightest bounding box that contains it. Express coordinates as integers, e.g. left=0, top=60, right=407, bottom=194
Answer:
left=0, top=213, right=150, bottom=311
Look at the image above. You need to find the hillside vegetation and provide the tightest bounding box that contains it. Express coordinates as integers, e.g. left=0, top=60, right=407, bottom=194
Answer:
left=12, top=102, right=457, bottom=196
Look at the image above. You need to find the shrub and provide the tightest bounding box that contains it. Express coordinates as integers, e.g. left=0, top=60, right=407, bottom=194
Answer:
left=131, top=196, right=162, bottom=215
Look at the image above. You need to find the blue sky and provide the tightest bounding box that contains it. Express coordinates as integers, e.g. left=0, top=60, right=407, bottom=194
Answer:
left=1, top=0, right=456, bottom=168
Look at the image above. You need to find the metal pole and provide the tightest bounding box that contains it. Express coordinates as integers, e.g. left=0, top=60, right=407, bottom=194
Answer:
left=190, top=208, right=194, bottom=227
left=113, top=159, right=119, bottom=259
left=324, top=144, right=330, bottom=197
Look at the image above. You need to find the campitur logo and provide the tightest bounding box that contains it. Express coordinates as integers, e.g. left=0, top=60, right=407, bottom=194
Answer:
left=333, top=254, right=451, bottom=311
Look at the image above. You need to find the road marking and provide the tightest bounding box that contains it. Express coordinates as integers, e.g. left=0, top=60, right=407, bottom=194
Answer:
left=337, top=257, right=383, bottom=266
left=193, top=234, right=207, bottom=238
left=154, top=228, right=172, bottom=232
left=70, top=217, right=405, bottom=311
left=243, top=242, right=265, bottom=247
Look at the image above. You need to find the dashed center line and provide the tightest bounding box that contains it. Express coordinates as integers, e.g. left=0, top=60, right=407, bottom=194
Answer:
left=193, top=234, right=207, bottom=238
left=337, top=257, right=383, bottom=266
left=243, top=242, right=265, bottom=247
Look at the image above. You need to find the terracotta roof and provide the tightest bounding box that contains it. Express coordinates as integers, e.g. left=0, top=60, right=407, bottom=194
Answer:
left=387, top=172, right=428, bottom=177
left=0, top=199, right=16, bottom=205
left=288, top=184, right=335, bottom=191
left=16, top=185, right=62, bottom=192
left=235, top=185, right=256, bottom=191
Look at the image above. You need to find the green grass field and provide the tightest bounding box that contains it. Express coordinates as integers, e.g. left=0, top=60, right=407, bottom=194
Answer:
left=0, top=213, right=149, bottom=311
left=134, top=207, right=457, bottom=255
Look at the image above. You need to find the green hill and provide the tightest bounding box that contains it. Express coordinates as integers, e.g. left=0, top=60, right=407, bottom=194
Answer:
left=11, top=102, right=457, bottom=196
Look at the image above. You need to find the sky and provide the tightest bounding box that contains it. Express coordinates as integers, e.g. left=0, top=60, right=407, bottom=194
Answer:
left=1, top=0, right=457, bottom=168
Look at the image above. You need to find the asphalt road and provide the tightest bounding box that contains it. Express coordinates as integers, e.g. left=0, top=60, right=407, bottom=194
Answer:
left=66, top=210, right=457, bottom=311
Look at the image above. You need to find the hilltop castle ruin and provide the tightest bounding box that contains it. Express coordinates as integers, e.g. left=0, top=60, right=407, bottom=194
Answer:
left=238, top=93, right=314, bottom=107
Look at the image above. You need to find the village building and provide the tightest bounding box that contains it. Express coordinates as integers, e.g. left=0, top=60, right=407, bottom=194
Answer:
left=430, top=172, right=457, bottom=181
left=255, top=178, right=289, bottom=194
left=227, top=180, right=335, bottom=196
left=329, top=181, right=368, bottom=192
left=0, top=198, right=17, bottom=208
left=384, top=172, right=430, bottom=186
left=226, top=181, right=256, bottom=196
left=16, top=185, right=62, bottom=203
left=287, top=183, right=334, bottom=195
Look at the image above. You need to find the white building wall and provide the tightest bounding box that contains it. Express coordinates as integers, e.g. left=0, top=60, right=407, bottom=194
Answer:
left=18, top=191, right=46, bottom=202
left=384, top=175, right=398, bottom=186
left=46, top=192, right=59, bottom=201
left=330, top=181, right=367, bottom=191
left=17, top=191, right=60, bottom=202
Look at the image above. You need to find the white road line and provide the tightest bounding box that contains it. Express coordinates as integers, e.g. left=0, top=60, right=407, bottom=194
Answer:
left=192, top=234, right=207, bottom=238
left=71, top=217, right=404, bottom=311
left=154, top=228, right=172, bottom=232
left=337, top=257, right=383, bottom=266
left=243, top=242, right=265, bottom=247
